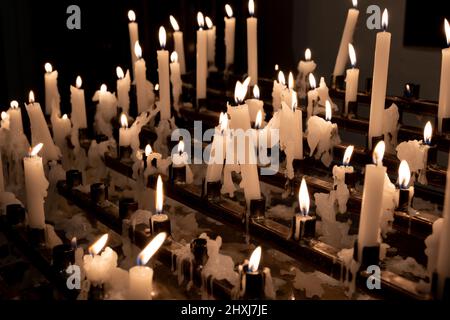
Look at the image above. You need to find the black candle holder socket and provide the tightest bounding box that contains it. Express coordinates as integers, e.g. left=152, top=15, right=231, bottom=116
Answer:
left=241, top=264, right=265, bottom=300
left=202, top=180, right=222, bottom=201
left=119, top=198, right=138, bottom=220
left=431, top=272, right=450, bottom=301
left=66, top=170, right=82, bottom=189
left=6, top=204, right=26, bottom=226
left=170, top=165, right=186, bottom=184
left=426, top=144, right=438, bottom=166
left=290, top=214, right=316, bottom=241
left=397, top=188, right=412, bottom=213
left=365, top=78, right=373, bottom=95
left=52, top=244, right=75, bottom=273
left=248, top=196, right=266, bottom=221
left=190, top=238, right=208, bottom=266
left=119, top=146, right=133, bottom=161
left=90, top=183, right=107, bottom=203
left=403, top=83, right=420, bottom=100
left=347, top=101, right=358, bottom=117
left=27, top=227, right=46, bottom=246
left=333, top=75, right=346, bottom=91
left=353, top=240, right=380, bottom=271
left=150, top=215, right=172, bottom=236
left=441, top=118, right=450, bottom=135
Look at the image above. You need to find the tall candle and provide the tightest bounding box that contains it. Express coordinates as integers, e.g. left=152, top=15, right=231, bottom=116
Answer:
left=128, top=10, right=139, bottom=79
left=170, top=52, right=182, bottom=109
left=170, top=16, right=186, bottom=75
left=224, top=4, right=236, bottom=69
left=70, top=76, right=87, bottom=129
left=129, top=232, right=167, bottom=300
left=206, top=113, right=228, bottom=183
left=134, top=41, right=152, bottom=114
left=368, top=9, right=391, bottom=149
left=333, top=0, right=360, bottom=77
left=8, top=101, right=23, bottom=134
left=116, top=67, right=131, bottom=114
left=44, top=63, right=60, bottom=116
left=157, top=27, right=171, bottom=121
left=205, top=16, right=216, bottom=69
left=196, top=12, right=208, bottom=100
left=438, top=19, right=450, bottom=133
left=24, top=143, right=48, bottom=230
left=357, top=141, right=386, bottom=259
left=247, top=0, right=258, bottom=86
left=345, top=44, right=360, bottom=115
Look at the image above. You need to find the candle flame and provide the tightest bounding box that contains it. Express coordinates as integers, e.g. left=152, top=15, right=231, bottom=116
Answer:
left=197, top=12, right=205, bottom=29
left=406, top=84, right=411, bottom=93
left=248, top=0, right=255, bottom=16
left=445, top=19, right=450, bottom=47
left=288, top=72, right=294, bottom=90
left=325, top=100, right=332, bottom=121
left=278, top=71, right=286, bottom=86
left=308, top=73, right=316, bottom=89
left=116, top=67, right=124, bottom=79
left=255, top=110, right=263, bottom=129
left=62, top=114, right=68, bottom=120
left=137, top=232, right=167, bottom=266
left=398, top=160, right=411, bottom=189
left=253, top=85, right=260, bottom=99
left=120, top=113, right=128, bottom=128
left=145, top=144, right=153, bottom=156
left=275, top=64, right=279, bottom=71
left=205, top=16, right=213, bottom=29
left=352, top=0, right=358, bottom=8
left=225, top=4, right=233, bottom=18
left=29, top=91, right=35, bottom=104
left=382, top=9, right=388, bottom=31
left=134, top=41, right=142, bottom=59
left=156, top=175, right=164, bottom=213
left=1, top=112, right=9, bottom=121
left=30, top=143, right=44, bottom=157
left=305, top=48, right=311, bottom=61
left=171, top=51, right=178, bottom=63
left=155, top=84, right=160, bottom=91
left=243, top=76, right=251, bottom=89
left=349, top=43, right=357, bottom=67
left=44, top=62, right=53, bottom=73
left=248, top=246, right=261, bottom=272
left=343, top=145, right=354, bottom=166
left=76, top=76, right=82, bottom=88
left=169, top=15, right=179, bottom=31
left=128, top=10, right=136, bottom=22
left=234, top=81, right=248, bottom=104
left=373, top=141, right=385, bottom=166
left=88, top=234, right=108, bottom=256
left=10, top=101, right=19, bottom=109
left=100, top=84, right=107, bottom=93
left=159, top=26, right=167, bottom=49
left=299, top=178, right=310, bottom=216
left=220, top=113, right=229, bottom=132
left=178, top=140, right=185, bottom=153
left=424, top=121, right=432, bottom=144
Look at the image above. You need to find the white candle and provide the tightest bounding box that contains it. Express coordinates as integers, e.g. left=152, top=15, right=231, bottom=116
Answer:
left=368, top=9, right=391, bottom=149
left=70, top=76, right=87, bottom=129
left=224, top=4, right=236, bottom=69
left=134, top=42, right=154, bottom=114
left=357, top=141, right=386, bottom=259
left=157, top=27, right=171, bottom=121
left=240, top=134, right=261, bottom=207
left=306, top=74, right=318, bottom=120
left=345, top=44, right=360, bottom=115
left=129, top=232, right=166, bottom=300
left=7, top=101, right=24, bottom=134
left=128, top=10, right=139, bottom=79
left=170, top=15, right=186, bottom=75
left=172, top=140, right=189, bottom=168
left=206, top=113, right=228, bottom=183
left=280, top=72, right=296, bottom=108
left=83, top=234, right=118, bottom=286
left=1, top=112, right=9, bottom=130
left=205, top=16, right=216, bottom=69
left=26, top=91, right=61, bottom=162
left=52, top=114, right=71, bottom=150
left=246, top=85, right=265, bottom=124
left=44, top=63, right=60, bottom=116
left=144, top=144, right=162, bottom=170
left=333, top=0, right=360, bottom=77
left=94, top=84, right=118, bottom=138
left=297, top=49, right=317, bottom=99
left=24, top=143, right=48, bottom=230
left=196, top=12, right=208, bottom=100
left=116, top=67, right=131, bottom=114
left=170, top=52, right=182, bottom=109
left=119, top=114, right=131, bottom=147
left=438, top=19, right=450, bottom=133
left=247, top=0, right=258, bottom=86
left=272, top=71, right=286, bottom=112
left=228, top=82, right=251, bottom=130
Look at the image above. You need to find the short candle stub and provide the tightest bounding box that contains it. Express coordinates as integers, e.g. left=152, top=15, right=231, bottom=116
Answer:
left=431, top=272, right=450, bottom=301
left=66, top=170, right=82, bottom=189
left=150, top=215, right=172, bottom=237
left=426, top=145, right=438, bottom=166
left=6, top=204, right=26, bottom=226
left=190, top=238, right=208, bottom=266
left=119, top=198, right=138, bottom=220
left=290, top=214, right=316, bottom=241
left=397, top=189, right=411, bottom=213
left=353, top=240, right=380, bottom=271
left=52, top=244, right=75, bottom=273
left=90, top=183, right=107, bottom=204
left=241, top=264, right=265, bottom=300
left=203, top=180, right=222, bottom=201
left=248, top=196, right=266, bottom=221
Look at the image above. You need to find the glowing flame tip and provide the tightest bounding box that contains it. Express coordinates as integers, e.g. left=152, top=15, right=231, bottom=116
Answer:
left=138, top=232, right=167, bottom=265
left=116, top=67, right=124, bottom=79
left=128, top=10, right=136, bottom=22
left=299, top=178, right=310, bottom=216
left=88, top=234, right=109, bottom=256
left=248, top=246, right=261, bottom=272
left=170, top=15, right=179, bottom=31
left=399, top=160, right=411, bottom=189
left=44, top=63, right=52, bottom=73
left=159, top=26, right=167, bottom=48
left=225, top=4, right=233, bottom=18
left=343, top=145, right=354, bottom=166
left=373, top=141, right=385, bottom=166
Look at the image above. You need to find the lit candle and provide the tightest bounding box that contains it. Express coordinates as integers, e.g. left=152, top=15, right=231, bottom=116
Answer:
left=157, top=26, right=171, bottom=121
left=205, top=16, right=216, bottom=70
left=345, top=44, right=360, bottom=115
left=397, top=160, right=414, bottom=212
left=94, top=84, right=117, bottom=138
left=357, top=141, right=386, bottom=261
left=1, top=111, right=9, bottom=130
left=26, top=91, right=61, bottom=161
left=280, top=72, right=296, bottom=109
left=119, top=113, right=131, bottom=147
left=129, top=232, right=167, bottom=300
left=291, top=178, right=316, bottom=240
left=128, top=10, right=139, bottom=79
left=144, top=144, right=162, bottom=171
left=246, top=85, right=265, bottom=124
left=7, top=100, right=23, bottom=134
left=306, top=73, right=318, bottom=120
left=206, top=113, right=228, bottom=183
left=169, top=15, right=186, bottom=75
left=333, top=145, right=355, bottom=186
left=368, top=9, right=391, bottom=149
left=228, top=81, right=251, bottom=130
left=247, top=0, right=258, bottom=86
left=317, top=77, right=334, bottom=110
left=272, top=71, right=286, bottom=112
left=332, top=145, right=355, bottom=213
left=333, top=0, right=360, bottom=78
left=438, top=19, right=450, bottom=133
left=196, top=12, right=208, bottom=100
left=24, top=143, right=48, bottom=230
left=224, top=4, right=236, bottom=70
left=52, top=114, right=72, bottom=150
left=134, top=41, right=154, bottom=114
left=70, top=76, right=87, bottom=130
left=83, top=234, right=118, bottom=286
left=44, top=63, right=60, bottom=116
left=240, top=246, right=264, bottom=299
left=116, top=67, right=131, bottom=114
left=297, top=48, right=317, bottom=98
left=170, top=52, right=182, bottom=109
left=150, top=175, right=172, bottom=235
